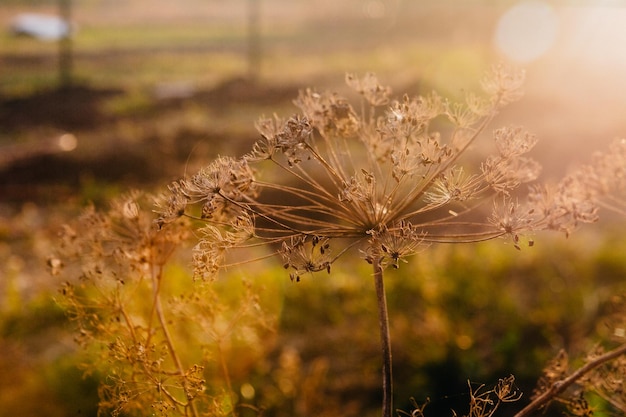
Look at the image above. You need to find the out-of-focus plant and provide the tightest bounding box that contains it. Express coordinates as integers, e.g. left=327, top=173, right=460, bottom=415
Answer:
left=567, top=137, right=626, bottom=218
left=153, top=65, right=603, bottom=417
left=506, top=138, right=626, bottom=417
left=51, top=191, right=275, bottom=417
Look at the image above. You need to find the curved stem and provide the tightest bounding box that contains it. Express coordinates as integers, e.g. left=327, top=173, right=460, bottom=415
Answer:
left=514, top=342, right=626, bottom=417
left=373, top=257, right=393, bottom=417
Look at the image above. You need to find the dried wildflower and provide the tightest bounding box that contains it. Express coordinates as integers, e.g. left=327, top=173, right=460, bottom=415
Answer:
left=382, top=93, right=444, bottom=140
left=445, top=101, right=483, bottom=128
left=493, top=126, right=538, bottom=158
left=481, top=126, right=541, bottom=194
left=192, top=214, right=255, bottom=280
left=183, top=156, right=257, bottom=202
left=390, top=134, right=454, bottom=182
left=121, top=68, right=609, bottom=417
left=482, top=155, right=541, bottom=194
left=563, top=392, right=594, bottom=417
left=527, top=176, right=599, bottom=237
left=294, top=89, right=360, bottom=138
left=154, top=182, right=188, bottom=228
left=464, top=92, right=491, bottom=118
left=346, top=72, right=392, bottom=106
left=447, top=376, right=523, bottom=417
left=152, top=70, right=574, bottom=417
left=481, top=63, right=525, bottom=106
left=488, top=197, right=535, bottom=249
left=249, top=114, right=285, bottom=160
left=54, top=191, right=273, bottom=417
left=494, top=375, right=523, bottom=403
left=564, top=137, right=626, bottom=217
left=249, top=114, right=313, bottom=165
left=424, top=167, right=480, bottom=205
left=363, top=221, right=428, bottom=269
left=280, top=236, right=332, bottom=282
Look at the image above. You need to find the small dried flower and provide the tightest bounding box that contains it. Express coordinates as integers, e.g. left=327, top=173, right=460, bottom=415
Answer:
left=154, top=182, right=188, bottom=228
left=482, top=155, right=541, bottom=194
left=192, top=213, right=255, bottom=280
left=445, top=101, right=482, bottom=128
left=494, top=375, right=523, bottom=403
left=346, top=72, right=392, bottom=106
left=481, top=63, right=525, bottom=106
left=294, top=89, right=360, bottom=138
left=493, top=126, right=538, bottom=158
left=364, top=221, right=427, bottom=269
left=527, top=176, right=599, bottom=237
left=488, top=197, right=535, bottom=249
left=280, top=236, right=333, bottom=282
left=424, top=167, right=480, bottom=205
left=183, top=156, right=257, bottom=201
left=383, top=93, right=444, bottom=140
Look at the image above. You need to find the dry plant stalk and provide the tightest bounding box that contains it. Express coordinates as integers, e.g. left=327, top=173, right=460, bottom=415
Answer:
left=526, top=291, right=626, bottom=417
left=51, top=65, right=626, bottom=417
left=153, top=65, right=602, bottom=417
left=402, top=137, right=626, bottom=417
left=52, top=191, right=274, bottom=417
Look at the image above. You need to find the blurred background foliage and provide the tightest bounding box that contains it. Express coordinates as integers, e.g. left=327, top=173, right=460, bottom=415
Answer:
left=2, top=0, right=626, bottom=416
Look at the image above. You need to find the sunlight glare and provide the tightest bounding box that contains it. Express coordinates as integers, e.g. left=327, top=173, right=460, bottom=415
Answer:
left=494, top=1, right=559, bottom=63
left=57, top=133, right=78, bottom=152
left=562, top=5, right=626, bottom=70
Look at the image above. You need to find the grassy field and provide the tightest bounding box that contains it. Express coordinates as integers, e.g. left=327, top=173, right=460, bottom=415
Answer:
left=2, top=1, right=626, bottom=416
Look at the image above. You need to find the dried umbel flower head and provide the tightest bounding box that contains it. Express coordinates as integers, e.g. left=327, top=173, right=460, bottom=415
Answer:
left=570, top=137, right=626, bottom=217
left=157, top=65, right=598, bottom=279
left=280, top=235, right=333, bottom=282
left=53, top=191, right=274, bottom=417
left=57, top=66, right=617, bottom=417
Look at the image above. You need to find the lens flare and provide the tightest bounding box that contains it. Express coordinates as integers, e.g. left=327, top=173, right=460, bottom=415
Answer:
left=494, top=1, right=559, bottom=63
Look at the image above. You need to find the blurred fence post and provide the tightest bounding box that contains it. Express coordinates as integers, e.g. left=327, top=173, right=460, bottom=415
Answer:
left=58, top=0, right=73, bottom=89
left=247, top=0, right=261, bottom=81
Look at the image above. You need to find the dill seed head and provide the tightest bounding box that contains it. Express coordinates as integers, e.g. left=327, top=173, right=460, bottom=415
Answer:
left=154, top=65, right=606, bottom=280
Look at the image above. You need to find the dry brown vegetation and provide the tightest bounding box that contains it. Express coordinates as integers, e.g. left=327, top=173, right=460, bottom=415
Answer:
left=2, top=2, right=626, bottom=417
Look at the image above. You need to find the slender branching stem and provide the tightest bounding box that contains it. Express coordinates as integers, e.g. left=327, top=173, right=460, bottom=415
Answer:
left=153, top=265, right=200, bottom=417
left=514, top=342, right=626, bottom=417
left=216, top=340, right=237, bottom=417
left=373, top=257, right=393, bottom=417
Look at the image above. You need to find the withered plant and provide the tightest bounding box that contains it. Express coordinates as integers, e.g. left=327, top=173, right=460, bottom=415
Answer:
left=52, top=65, right=626, bottom=417
left=52, top=191, right=274, bottom=417
left=423, top=138, right=626, bottom=417
left=153, top=65, right=601, bottom=417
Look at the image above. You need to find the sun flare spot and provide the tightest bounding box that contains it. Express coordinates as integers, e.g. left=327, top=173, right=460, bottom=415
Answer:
left=494, top=1, right=559, bottom=63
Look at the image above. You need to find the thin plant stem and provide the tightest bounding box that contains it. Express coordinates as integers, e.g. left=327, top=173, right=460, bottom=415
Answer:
left=217, top=340, right=238, bottom=417
left=514, top=342, right=626, bottom=417
left=153, top=265, right=200, bottom=417
left=373, top=256, right=393, bottom=417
